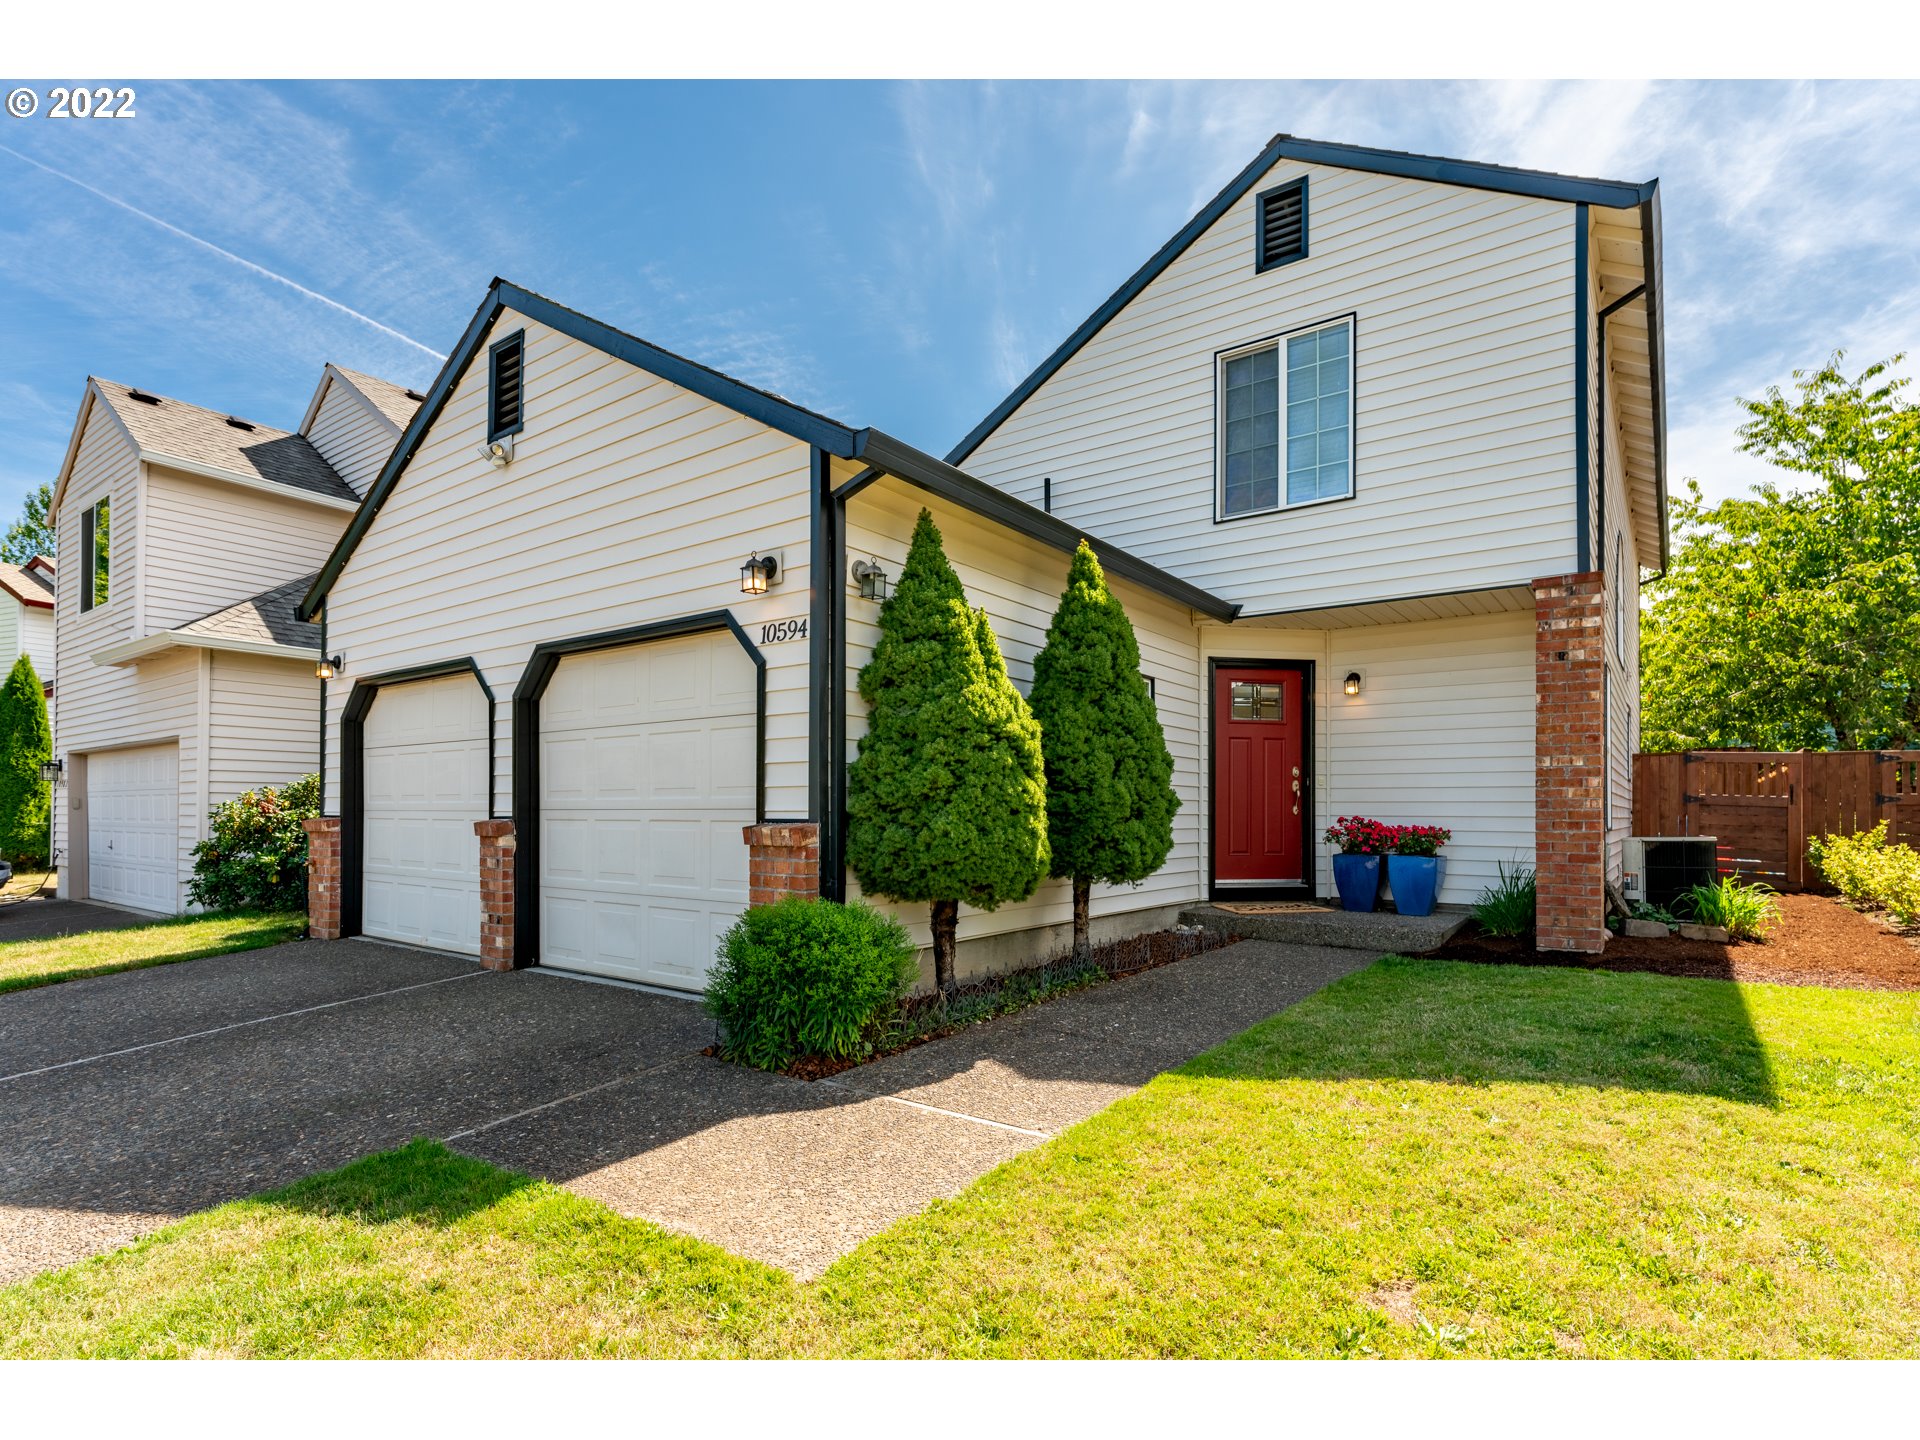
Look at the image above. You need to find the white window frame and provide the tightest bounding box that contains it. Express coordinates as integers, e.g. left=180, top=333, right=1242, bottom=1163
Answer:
left=1215, top=313, right=1356, bottom=522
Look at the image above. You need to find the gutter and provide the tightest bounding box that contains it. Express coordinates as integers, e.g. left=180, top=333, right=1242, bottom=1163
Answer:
left=139, top=451, right=360, bottom=513
left=92, top=632, right=320, bottom=668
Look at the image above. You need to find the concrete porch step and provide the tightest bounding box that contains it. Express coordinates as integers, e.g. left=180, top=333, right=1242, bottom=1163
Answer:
left=1179, top=902, right=1468, bottom=955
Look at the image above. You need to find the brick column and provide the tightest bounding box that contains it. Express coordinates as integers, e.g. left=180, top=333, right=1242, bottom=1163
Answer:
left=303, top=817, right=342, bottom=940
left=475, top=819, right=518, bottom=971
left=743, top=822, right=821, bottom=907
left=1533, top=572, right=1607, bottom=953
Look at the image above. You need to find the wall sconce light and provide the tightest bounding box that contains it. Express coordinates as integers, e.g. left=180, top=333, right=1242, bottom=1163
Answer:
left=39, top=757, right=63, bottom=786
left=850, top=558, right=890, bottom=601
left=1343, top=671, right=1363, bottom=697
left=739, top=553, right=779, bottom=595
left=316, top=655, right=344, bottom=681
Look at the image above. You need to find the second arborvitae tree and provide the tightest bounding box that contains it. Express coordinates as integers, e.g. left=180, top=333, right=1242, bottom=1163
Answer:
left=0, top=654, right=51, bottom=866
left=1030, top=541, right=1179, bottom=961
left=845, top=509, right=1049, bottom=992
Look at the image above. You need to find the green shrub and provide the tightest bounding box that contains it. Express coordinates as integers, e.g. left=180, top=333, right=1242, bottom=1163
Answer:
left=1872, top=845, right=1920, bottom=925
left=1680, top=875, right=1781, bottom=940
left=705, top=897, right=918, bottom=1070
left=187, top=775, right=319, bottom=912
left=1471, top=861, right=1535, bottom=938
left=1809, top=823, right=1889, bottom=903
left=0, top=654, right=50, bottom=865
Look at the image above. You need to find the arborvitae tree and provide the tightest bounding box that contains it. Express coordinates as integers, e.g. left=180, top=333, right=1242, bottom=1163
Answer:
left=1030, top=541, right=1179, bottom=961
left=845, top=509, right=1049, bottom=991
left=0, top=654, right=51, bottom=865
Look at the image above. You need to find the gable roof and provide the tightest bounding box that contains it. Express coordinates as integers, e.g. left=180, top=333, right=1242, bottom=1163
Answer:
left=943, top=134, right=1667, bottom=565
left=74, top=379, right=360, bottom=507
left=300, top=279, right=1237, bottom=622
left=0, top=560, right=54, bottom=609
left=300, top=363, right=425, bottom=437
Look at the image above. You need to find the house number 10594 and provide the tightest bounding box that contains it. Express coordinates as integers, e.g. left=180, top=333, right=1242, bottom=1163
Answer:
left=758, top=617, right=809, bottom=644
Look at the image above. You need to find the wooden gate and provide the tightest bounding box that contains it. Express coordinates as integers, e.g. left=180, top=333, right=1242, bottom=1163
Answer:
left=1632, top=750, right=1920, bottom=890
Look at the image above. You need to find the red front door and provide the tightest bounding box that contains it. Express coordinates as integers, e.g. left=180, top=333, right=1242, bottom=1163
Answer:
left=1213, top=665, right=1305, bottom=886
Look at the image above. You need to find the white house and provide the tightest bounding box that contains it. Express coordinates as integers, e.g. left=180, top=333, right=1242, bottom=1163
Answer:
left=0, top=556, right=57, bottom=710
left=296, top=135, right=1665, bottom=985
left=47, top=370, right=418, bottom=911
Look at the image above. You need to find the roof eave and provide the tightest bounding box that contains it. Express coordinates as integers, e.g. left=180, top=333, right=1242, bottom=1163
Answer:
left=92, top=632, right=321, bottom=668
left=140, top=451, right=361, bottom=512
left=849, top=429, right=1241, bottom=621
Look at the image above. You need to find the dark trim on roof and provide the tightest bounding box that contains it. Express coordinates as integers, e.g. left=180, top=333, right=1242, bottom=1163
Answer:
left=300, top=279, right=862, bottom=619
left=845, top=429, right=1240, bottom=621
left=1641, top=188, right=1671, bottom=572
left=302, top=280, right=1235, bottom=626
left=945, top=133, right=1661, bottom=472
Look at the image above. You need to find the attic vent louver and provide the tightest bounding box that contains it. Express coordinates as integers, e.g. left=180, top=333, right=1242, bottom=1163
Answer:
left=488, top=331, right=525, bottom=441
left=1256, top=178, right=1308, bottom=271
left=225, top=416, right=256, bottom=431
left=128, top=388, right=162, bottom=404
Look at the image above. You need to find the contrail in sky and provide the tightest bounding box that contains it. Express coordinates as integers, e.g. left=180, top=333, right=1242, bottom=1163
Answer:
left=0, top=142, right=443, bottom=359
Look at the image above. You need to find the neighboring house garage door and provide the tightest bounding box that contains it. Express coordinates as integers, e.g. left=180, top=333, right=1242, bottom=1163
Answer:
left=361, top=673, right=488, bottom=955
left=87, top=742, right=179, bottom=912
left=539, top=630, right=755, bottom=991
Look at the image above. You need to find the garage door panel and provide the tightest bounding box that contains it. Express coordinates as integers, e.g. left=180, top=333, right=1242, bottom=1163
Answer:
left=87, top=742, right=179, bottom=913
left=361, top=674, right=486, bottom=956
left=540, top=631, right=755, bottom=991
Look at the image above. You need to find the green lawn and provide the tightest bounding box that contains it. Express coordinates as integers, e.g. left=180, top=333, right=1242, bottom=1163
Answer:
left=0, top=911, right=307, bottom=995
left=4, top=956, right=1918, bottom=1357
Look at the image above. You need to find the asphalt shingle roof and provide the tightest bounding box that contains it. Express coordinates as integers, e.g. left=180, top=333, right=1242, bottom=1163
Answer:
left=330, top=366, right=425, bottom=430
left=173, top=573, right=322, bottom=650
left=93, top=379, right=359, bottom=505
left=0, top=561, right=54, bottom=608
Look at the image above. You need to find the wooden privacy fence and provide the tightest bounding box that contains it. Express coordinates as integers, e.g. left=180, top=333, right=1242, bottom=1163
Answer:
left=1632, top=750, right=1920, bottom=890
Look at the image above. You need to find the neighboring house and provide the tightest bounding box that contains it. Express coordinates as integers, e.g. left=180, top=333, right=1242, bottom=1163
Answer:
left=0, top=556, right=57, bottom=713
left=296, top=136, right=1663, bottom=988
left=47, top=371, right=418, bottom=911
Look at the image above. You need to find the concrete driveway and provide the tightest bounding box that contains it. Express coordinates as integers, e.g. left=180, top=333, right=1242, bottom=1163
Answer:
left=0, top=933, right=1372, bottom=1285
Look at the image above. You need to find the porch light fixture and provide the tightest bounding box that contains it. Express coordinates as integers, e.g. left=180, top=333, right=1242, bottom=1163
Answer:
left=1343, top=671, right=1363, bottom=696
left=316, top=655, right=344, bottom=681
left=851, top=558, right=890, bottom=602
left=39, top=758, right=63, bottom=786
left=739, top=553, right=779, bottom=595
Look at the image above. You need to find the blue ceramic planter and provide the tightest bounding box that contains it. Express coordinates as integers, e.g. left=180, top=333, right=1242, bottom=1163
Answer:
left=1388, top=855, right=1443, bottom=917
left=1332, top=853, right=1381, bottom=912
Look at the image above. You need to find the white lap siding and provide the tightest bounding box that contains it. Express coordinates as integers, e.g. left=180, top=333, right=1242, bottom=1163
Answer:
left=319, top=306, right=818, bottom=838
left=208, top=653, right=322, bottom=805
left=305, top=378, right=402, bottom=496
left=958, top=161, right=1580, bottom=614
left=841, top=480, right=1205, bottom=972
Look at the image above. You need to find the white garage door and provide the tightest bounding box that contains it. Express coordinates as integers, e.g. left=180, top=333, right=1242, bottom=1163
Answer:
left=540, top=630, right=755, bottom=991
left=87, top=743, right=179, bottom=912
left=362, top=673, right=488, bottom=955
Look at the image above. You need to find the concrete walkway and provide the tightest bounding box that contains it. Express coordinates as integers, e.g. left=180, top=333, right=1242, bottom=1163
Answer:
left=0, top=934, right=1371, bottom=1286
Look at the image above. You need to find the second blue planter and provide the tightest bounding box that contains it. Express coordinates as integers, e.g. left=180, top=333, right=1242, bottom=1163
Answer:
left=1387, top=854, right=1443, bottom=917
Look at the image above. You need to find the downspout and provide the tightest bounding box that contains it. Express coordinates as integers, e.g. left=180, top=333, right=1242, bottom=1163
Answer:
left=317, top=607, right=327, bottom=813
left=827, top=465, right=884, bottom=904
left=1573, top=203, right=1592, bottom=574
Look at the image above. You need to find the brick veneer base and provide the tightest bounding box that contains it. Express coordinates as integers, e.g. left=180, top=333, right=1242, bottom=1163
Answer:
left=1533, top=571, right=1608, bottom=954
left=475, top=819, right=518, bottom=970
left=304, top=817, right=342, bottom=940
left=744, top=822, right=821, bottom=907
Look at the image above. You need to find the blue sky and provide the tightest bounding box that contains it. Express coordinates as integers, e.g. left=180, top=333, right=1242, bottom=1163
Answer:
left=2, top=79, right=1917, bottom=531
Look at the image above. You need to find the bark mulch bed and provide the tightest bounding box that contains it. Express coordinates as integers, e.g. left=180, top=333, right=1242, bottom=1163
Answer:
left=1422, top=892, right=1920, bottom=992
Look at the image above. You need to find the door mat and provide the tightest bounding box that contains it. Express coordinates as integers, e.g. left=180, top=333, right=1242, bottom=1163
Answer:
left=1212, top=901, right=1336, bottom=915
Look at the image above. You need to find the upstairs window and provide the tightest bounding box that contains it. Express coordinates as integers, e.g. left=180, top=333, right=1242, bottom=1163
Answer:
left=488, top=330, right=525, bottom=441
left=80, top=496, right=110, bottom=612
left=1255, top=178, right=1308, bottom=271
left=1219, top=317, right=1354, bottom=519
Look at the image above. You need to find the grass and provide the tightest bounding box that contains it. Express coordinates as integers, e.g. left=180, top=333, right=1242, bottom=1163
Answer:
left=4, top=956, right=1919, bottom=1356
left=0, top=910, right=307, bottom=995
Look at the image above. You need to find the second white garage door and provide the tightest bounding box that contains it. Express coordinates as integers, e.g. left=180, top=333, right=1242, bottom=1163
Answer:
left=87, top=742, right=180, bottom=912
left=362, top=673, right=488, bottom=955
left=540, top=630, right=756, bottom=991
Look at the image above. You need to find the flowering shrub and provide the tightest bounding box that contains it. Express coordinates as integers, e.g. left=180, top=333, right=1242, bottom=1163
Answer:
left=1391, top=824, right=1452, bottom=857
left=187, top=774, right=319, bottom=913
left=1324, top=816, right=1397, bottom=854
left=1324, top=817, right=1453, bottom=856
